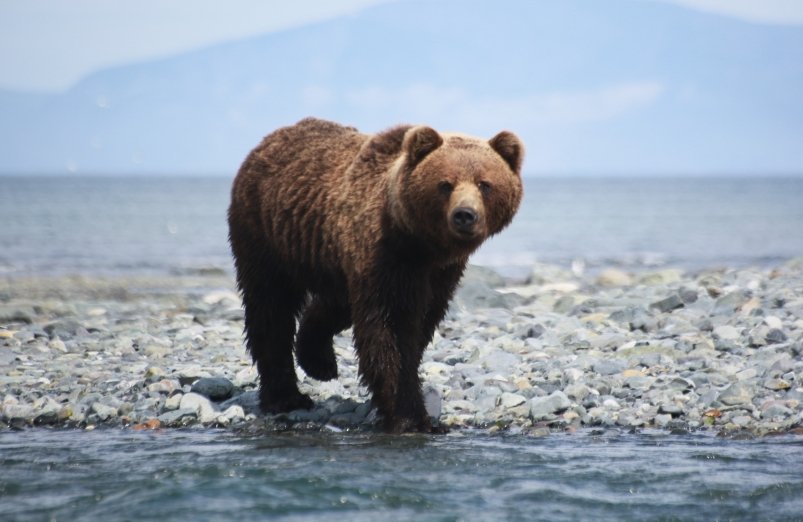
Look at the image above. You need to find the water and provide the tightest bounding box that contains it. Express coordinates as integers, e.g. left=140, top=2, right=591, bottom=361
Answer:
left=3, top=175, right=803, bottom=520
left=1, top=429, right=802, bottom=521
left=1, top=176, right=802, bottom=276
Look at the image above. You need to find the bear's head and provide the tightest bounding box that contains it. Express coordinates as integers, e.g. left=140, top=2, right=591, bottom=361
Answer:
left=388, top=126, right=524, bottom=260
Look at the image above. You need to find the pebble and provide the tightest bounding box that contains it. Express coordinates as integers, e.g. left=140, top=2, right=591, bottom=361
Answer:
left=179, top=392, right=218, bottom=424
left=191, top=377, right=234, bottom=401
left=713, top=325, right=741, bottom=341
left=529, top=391, right=572, bottom=420
left=650, top=294, right=684, bottom=313
left=1, top=260, right=803, bottom=436
left=718, top=383, right=753, bottom=406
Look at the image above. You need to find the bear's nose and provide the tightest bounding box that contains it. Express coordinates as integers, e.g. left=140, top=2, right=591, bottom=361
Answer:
left=451, top=207, right=478, bottom=232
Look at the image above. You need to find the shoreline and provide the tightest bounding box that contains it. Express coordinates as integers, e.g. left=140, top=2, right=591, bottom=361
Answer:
left=2, top=259, right=802, bottom=437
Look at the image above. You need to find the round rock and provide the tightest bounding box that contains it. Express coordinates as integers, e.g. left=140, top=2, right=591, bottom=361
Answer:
left=190, top=377, right=234, bottom=401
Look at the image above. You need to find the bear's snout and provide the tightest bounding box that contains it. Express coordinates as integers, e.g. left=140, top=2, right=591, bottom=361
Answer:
left=451, top=207, right=478, bottom=232
left=447, top=182, right=485, bottom=239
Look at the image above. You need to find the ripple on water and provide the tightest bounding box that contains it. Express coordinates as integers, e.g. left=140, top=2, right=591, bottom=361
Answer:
left=1, top=429, right=802, bottom=521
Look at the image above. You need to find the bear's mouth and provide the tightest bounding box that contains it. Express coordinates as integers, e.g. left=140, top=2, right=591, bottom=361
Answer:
left=449, top=227, right=484, bottom=245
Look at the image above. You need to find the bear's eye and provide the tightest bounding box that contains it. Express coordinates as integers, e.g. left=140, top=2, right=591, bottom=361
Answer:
left=478, top=181, right=492, bottom=196
left=438, top=181, right=454, bottom=195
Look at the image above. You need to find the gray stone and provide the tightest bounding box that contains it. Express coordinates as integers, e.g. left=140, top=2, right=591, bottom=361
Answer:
left=455, top=281, right=521, bottom=310
left=650, top=294, right=684, bottom=313
left=164, top=393, right=183, bottom=411
left=718, top=383, right=753, bottom=406
left=220, top=390, right=261, bottom=415
left=44, top=319, right=86, bottom=340
left=761, top=403, right=793, bottom=419
left=463, top=265, right=506, bottom=288
left=191, top=377, right=234, bottom=401
left=592, top=359, right=626, bottom=376
left=624, top=375, right=655, bottom=391
left=0, top=305, right=35, bottom=324
left=179, top=392, right=218, bottom=423
left=520, top=324, right=545, bottom=339
left=713, top=325, right=741, bottom=341
left=655, top=414, right=673, bottom=427
left=564, top=383, right=591, bottom=401
left=286, top=408, right=329, bottom=423
left=157, top=408, right=198, bottom=426
left=679, top=287, right=699, bottom=304
left=763, top=378, right=791, bottom=391
left=529, top=390, right=571, bottom=420
left=766, top=328, right=788, bottom=344
left=497, top=392, right=527, bottom=409
left=713, top=291, right=750, bottom=315
left=219, top=405, right=246, bottom=423
left=553, top=295, right=575, bottom=314
left=90, top=402, right=118, bottom=421
left=423, top=385, right=442, bottom=419
left=731, top=415, right=753, bottom=427
left=658, top=403, right=683, bottom=416
left=2, top=402, right=34, bottom=422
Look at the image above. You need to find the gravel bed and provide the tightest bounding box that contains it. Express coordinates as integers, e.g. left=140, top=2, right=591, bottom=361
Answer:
left=2, top=260, right=802, bottom=437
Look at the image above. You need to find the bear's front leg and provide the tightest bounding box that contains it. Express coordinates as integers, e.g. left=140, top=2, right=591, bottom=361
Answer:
left=351, top=276, right=436, bottom=433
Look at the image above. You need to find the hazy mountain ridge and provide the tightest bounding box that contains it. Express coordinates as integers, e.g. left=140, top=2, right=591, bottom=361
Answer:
left=1, top=0, right=801, bottom=175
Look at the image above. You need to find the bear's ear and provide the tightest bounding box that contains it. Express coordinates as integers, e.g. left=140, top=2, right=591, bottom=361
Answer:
left=489, top=131, right=524, bottom=175
left=404, top=126, right=443, bottom=166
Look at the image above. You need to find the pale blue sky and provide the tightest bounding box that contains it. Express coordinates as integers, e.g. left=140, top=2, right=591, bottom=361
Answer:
left=1, top=0, right=802, bottom=176
left=2, top=0, right=802, bottom=93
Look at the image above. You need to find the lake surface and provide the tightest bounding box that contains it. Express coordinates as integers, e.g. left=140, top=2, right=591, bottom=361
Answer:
left=2, top=429, right=802, bottom=521
left=1, top=176, right=802, bottom=277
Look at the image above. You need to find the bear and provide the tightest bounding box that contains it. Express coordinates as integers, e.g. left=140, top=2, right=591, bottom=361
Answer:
left=228, top=117, right=524, bottom=433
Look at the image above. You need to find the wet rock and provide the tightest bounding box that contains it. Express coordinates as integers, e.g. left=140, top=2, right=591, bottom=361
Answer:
left=529, top=391, right=571, bottom=420
left=157, top=408, right=198, bottom=426
left=220, top=390, right=261, bottom=415
left=423, top=385, right=442, bottom=419
left=91, top=402, right=118, bottom=421
left=191, top=377, right=234, bottom=401
left=179, top=392, right=218, bottom=424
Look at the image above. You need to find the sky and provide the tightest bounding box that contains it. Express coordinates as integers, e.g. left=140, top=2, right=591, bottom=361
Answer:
left=1, top=0, right=802, bottom=176
left=2, top=0, right=802, bottom=94
left=0, top=0, right=392, bottom=93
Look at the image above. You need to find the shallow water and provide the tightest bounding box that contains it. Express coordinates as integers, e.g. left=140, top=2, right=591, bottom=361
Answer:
left=2, top=429, right=802, bottom=521
left=1, top=176, right=802, bottom=276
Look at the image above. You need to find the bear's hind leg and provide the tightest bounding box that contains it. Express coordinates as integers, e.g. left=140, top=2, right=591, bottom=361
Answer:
left=234, top=251, right=313, bottom=413
left=295, top=296, right=351, bottom=381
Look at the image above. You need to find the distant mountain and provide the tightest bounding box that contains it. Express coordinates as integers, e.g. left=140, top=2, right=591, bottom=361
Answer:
left=1, top=0, right=802, bottom=175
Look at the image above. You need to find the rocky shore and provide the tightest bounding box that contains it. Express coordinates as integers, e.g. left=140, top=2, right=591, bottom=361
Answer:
left=2, top=260, right=802, bottom=437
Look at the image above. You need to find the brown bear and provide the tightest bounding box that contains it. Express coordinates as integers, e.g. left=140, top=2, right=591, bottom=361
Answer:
left=228, top=117, right=523, bottom=433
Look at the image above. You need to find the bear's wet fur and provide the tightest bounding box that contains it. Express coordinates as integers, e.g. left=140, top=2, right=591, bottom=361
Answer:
left=228, top=118, right=523, bottom=432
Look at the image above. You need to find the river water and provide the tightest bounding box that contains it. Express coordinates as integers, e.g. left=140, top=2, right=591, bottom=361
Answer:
left=2, top=175, right=803, bottom=521
left=2, top=429, right=802, bottom=521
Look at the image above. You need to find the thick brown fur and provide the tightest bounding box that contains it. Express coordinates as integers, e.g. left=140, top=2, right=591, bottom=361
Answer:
left=228, top=117, right=524, bottom=433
